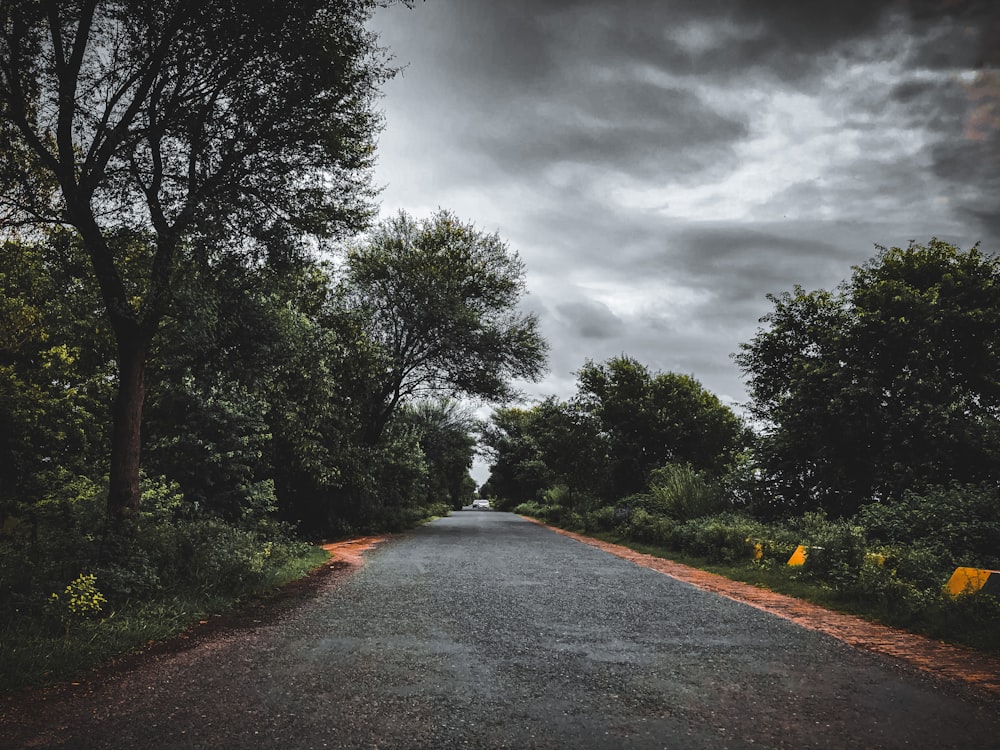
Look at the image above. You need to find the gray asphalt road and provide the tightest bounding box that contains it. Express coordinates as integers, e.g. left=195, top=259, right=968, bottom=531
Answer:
left=5, top=511, right=1000, bottom=749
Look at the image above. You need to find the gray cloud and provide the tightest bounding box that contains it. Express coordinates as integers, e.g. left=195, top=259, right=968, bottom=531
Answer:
left=467, top=79, right=748, bottom=182
left=370, top=0, right=1000, bottom=442
left=554, top=298, right=626, bottom=340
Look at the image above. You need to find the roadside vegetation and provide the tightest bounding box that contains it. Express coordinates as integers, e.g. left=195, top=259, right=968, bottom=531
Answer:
left=484, top=240, right=1000, bottom=656
left=3, top=0, right=998, bottom=697
left=0, top=3, right=543, bottom=692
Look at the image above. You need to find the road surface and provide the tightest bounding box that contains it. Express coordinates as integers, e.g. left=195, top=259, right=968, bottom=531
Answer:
left=3, top=511, right=999, bottom=749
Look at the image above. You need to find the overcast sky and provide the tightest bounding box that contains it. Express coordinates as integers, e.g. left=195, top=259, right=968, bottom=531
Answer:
left=366, top=0, right=1000, bottom=434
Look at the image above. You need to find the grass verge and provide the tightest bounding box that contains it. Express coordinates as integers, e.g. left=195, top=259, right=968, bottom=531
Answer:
left=0, top=545, right=329, bottom=694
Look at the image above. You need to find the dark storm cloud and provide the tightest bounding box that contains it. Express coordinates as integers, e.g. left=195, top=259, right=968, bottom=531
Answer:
left=385, top=0, right=999, bottom=104
left=371, top=0, right=1000, bottom=435
left=468, top=79, right=748, bottom=181
left=554, top=299, right=625, bottom=340
left=665, top=226, right=850, bottom=297
left=906, top=0, right=1000, bottom=68
left=931, top=138, right=1000, bottom=239
left=447, top=0, right=904, bottom=82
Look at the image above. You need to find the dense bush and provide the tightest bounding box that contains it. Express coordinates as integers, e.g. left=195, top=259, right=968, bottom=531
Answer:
left=621, top=507, right=676, bottom=546
left=512, top=501, right=583, bottom=530
left=784, top=511, right=869, bottom=587
left=583, top=505, right=617, bottom=533
left=856, top=483, right=1000, bottom=570
left=670, top=513, right=763, bottom=563
left=0, top=475, right=316, bottom=624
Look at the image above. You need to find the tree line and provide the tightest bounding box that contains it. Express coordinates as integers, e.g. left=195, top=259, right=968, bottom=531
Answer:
left=0, top=1, right=545, bottom=544
left=482, top=239, right=1000, bottom=604
left=1, top=210, right=546, bottom=538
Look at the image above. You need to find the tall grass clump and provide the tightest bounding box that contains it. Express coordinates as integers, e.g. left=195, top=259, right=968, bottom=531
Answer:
left=645, top=463, right=725, bottom=521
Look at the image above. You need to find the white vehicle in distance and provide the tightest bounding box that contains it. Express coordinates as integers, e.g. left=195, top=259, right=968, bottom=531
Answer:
left=471, top=498, right=491, bottom=510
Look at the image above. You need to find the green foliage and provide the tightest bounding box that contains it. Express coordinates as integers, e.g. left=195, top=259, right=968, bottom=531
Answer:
left=482, top=357, right=746, bottom=510
left=479, top=407, right=556, bottom=510
left=0, top=237, right=114, bottom=521
left=856, top=483, right=1000, bottom=570
left=737, top=240, right=1000, bottom=516
left=527, top=398, right=610, bottom=502
left=787, top=512, right=869, bottom=587
left=646, top=463, right=726, bottom=521
left=621, top=508, right=677, bottom=546
left=48, top=573, right=107, bottom=630
left=542, top=483, right=601, bottom=514
left=575, top=356, right=748, bottom=498
left=342, top=209, right=548, bottom=443
left=143, top=258, right=285, bottom=521
left=1, top=0, right=395, bottom=529
left=511, top=501, right=583, bottom=529
left=583, top=505, right=617, bottom=533
left=0, top=472, right=330, bottom=691
left=400, top=400, right=478, bottom=511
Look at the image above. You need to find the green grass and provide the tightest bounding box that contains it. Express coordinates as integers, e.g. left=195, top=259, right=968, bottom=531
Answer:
left=0, top=545, right=330, bottom=693
left=591, top=531, right=831, bottom=600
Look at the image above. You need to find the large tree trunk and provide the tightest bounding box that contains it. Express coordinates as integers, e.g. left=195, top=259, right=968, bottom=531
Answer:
left=107, top=334, right=148, bottom=533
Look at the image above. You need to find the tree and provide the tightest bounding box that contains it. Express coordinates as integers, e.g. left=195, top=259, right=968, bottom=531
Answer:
left=0, top=0, right=395, bottom=531
left=479, top=406, right=554, bottom=509
left=341, top=209, right=548, bottom=442
left=0, top=232, right=113, bottom=520
left=400, top=400, right=477, bottom=511
left=736, top=239, right=1000, bottom=516
left=518, top=396, right=609, bottom=506
left=142, top=253, right=353, bottom=526
left=575, top=356, right=746, bottom=499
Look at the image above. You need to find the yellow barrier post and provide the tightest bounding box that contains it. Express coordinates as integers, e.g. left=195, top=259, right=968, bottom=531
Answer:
left=945, top=567, right=1000, bottom=597
left=787, top=545, right=808, bottom=566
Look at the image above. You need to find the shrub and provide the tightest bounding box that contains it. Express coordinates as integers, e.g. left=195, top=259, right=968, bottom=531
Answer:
left=671, top=513, right=759, bottom=563
left=584, top=506, right=617, bottom=532
left=883, top=544, right=952, bottom=591
left=542, top=484, right=600, bottom=514
left=646, top=463, right=725, bottom=521
left=784, top=511, right=868, bottom=587
left=47, top=572, right=107, bottom=633
left=512, top=500, right=552, bottom=520
left=856, top=483, right=1000, bottom=569
left=622, top=508, right=676, bottom=546
left=512, top=501, right=587, bottom=531
left=841, top=556, right=937, bottom=623
left=804, top=531, right=867, bottom=586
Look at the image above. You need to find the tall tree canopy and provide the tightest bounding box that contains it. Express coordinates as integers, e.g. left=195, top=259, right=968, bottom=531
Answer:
left=0, top=232, right=113, bottom=515
left=479, top=397, right=608, bottom=510
left=736, top=239, right=1000, bottom=516
left=0, top=0, right=395, bottom=530
left=341, top=209, right=548, bottom=442
left=398, top=399, right=477, bottom=511
left=574, top=356, right=747, bottom=499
